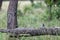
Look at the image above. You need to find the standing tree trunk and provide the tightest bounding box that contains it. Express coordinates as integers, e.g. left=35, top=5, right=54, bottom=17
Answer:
left=48, top=5, right=52, bottom=21
left=7, top=0, right=18, bottom=40
left=30, top=0, right=34, bottom=6
left=0, top=0, right=3, bottom=10
left=7, top=0, right=18, bottom=29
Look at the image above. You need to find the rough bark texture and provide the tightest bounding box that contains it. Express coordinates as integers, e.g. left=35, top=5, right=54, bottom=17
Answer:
left=7, top=0, right=18, bottom=29
left=0, top=0, right=3, bottom=10
left=7, top=0, right=18, bottom=39
left=0, top=27, right=60, bottom=36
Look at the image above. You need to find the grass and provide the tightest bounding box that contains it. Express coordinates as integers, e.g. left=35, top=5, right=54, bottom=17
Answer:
left=0, top=1, right=60, bottom=40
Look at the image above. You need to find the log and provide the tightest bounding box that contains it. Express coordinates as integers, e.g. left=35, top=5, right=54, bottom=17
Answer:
left=0, top=27, right=60, bottom=36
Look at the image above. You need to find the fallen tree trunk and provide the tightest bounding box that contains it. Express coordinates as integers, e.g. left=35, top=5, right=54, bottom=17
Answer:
left=0, top=27, right=60, bottom=36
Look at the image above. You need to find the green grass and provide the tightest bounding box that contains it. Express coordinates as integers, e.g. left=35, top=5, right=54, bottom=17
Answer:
left=0, top=1, right=60, bottom=40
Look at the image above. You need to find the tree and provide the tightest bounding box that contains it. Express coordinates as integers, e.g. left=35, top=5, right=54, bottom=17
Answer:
left=0, top=0, right=3, bottom=10
left=45, top=0, right=53, bottom=20
left=45, top=0, right=60, bottom=20
left=7, top=0, right=18, bottom=39
left=7, top=0, right=18, bottom=29
left=30, top=0, right=34, bottom=6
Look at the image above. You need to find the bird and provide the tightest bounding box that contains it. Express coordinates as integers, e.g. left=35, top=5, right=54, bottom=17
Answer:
left=40, top=23, right=45, bottom=28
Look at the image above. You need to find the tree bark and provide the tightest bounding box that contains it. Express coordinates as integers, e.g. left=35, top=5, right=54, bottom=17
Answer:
left=7, top=0, right=18, bottom=29
left=0, top=27, right=60, bottom=36
left=7, top=0, right=18, bottom=39
left=0, top=0, right=3, bottom=10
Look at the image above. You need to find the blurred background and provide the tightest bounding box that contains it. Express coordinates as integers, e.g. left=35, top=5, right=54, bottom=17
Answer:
left=0, top=0, right=60, bottom=40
